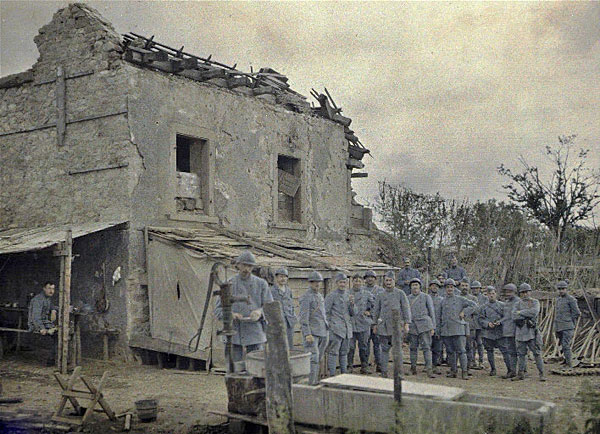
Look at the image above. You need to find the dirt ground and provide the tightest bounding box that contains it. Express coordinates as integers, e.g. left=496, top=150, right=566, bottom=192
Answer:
left=0, top=349, right=597, bottom=433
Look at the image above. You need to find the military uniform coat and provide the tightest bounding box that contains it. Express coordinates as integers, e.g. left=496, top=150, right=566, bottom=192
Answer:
left=270, top=284, right=297, bottom=330
left=439, top=295, right=476, bottom=337
left=445, top=266, right=467, bottom=282
left=554, top=294, right=581, bottom=332
left=512, top=298, right=540, bottom=342
left=479, top=300, right=505, bottom=340
left=430, top=294, right=444, bottom=334
left=351, top=288, right=374, bottom=333
left=397, top=268, right=421, bottom=294
left=325, top=289, right=355, bottom=339
left=214, top=274, right=273, bottom=346
left=408, top=292, right=436, bottom=335
left=299, top=289, right=328, bottom=338
left=501, top=296, right=520, bottom=337
left=373, top=288, right=411, bottom=336
left=364, top=284, right=384, bottom=324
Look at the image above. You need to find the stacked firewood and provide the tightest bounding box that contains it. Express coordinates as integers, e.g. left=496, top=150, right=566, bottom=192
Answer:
left=539, top=298, right=600, bottom=366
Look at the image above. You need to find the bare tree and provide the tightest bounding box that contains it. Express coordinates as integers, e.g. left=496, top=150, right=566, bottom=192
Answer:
left=498, top=135, right=600, bottom=245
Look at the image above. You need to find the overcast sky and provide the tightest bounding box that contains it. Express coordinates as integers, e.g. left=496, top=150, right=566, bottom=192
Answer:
left=1, top=1, right=599, bottom=209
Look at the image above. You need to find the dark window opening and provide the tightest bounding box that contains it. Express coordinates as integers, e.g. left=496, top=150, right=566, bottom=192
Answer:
left=176, top=281, right=181, bottom=300
left=176, top=134, right=208, bottom=212
left=277, top=155, right=302, bottom=223
left=176, top=136, right=192, bottom=172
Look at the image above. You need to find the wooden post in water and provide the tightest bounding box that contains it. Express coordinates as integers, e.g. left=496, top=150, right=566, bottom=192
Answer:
left=391, top=309, right=403, bottom=404
left=263, top=301, right=296, bottom=434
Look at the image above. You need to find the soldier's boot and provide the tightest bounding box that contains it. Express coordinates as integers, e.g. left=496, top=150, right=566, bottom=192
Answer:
left=461, top=370, right=469, bottom=380
left=380, top=371, right=388, bottom=378
left=511, top=372, right=525, bottom=381
left=477, top=361, right=484, bottom=370
left=426, top=368, right=435, bottom=378
left=360, top=363, right=369, bottom=375
left=501, top=371, right=515, bottom=379
left=433, top=367, right=441, bottom=375
left=539, top=373, right=546, bottom=382
left=446, top=371, right=457, bottom=378
left=375, top=365, right=382, bottom=373
left=489, top=369, right=497, bottom=376
left=467, top=369, right=473, bottom=376
left=410, top=366, right=417, bottom=376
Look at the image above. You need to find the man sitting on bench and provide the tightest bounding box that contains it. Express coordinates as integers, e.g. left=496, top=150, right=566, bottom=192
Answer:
left=28, top=281, right=58, bottom=366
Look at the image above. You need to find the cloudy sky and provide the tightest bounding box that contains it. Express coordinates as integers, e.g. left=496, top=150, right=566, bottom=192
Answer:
left=1, top=1, right=599, bottom=208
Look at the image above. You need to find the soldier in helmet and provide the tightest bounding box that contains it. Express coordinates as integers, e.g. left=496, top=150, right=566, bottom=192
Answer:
left=270, top=267, right=297, bottom=349
left=408, top=277, right=436, bottom=377
left=325, top=272, right=355, bottom=377
left=363, top=270, right=384, bottom=372
left=467, top=280, right=488, bottom=369
left=373, top=270, right=411, bottom=378
left=428, top=279, right=444, bottom=374
left=299, top=271, right=328, bottom=385
left=214, top=250, right=274, bottom=363
left=397, top=257, right=421, bottom=296
left=439, top=279, right=476, bottom=380
left=554, top=280, right=580, bottom=369
left=347, top=273, right=373, bottom=374
left=499, top=283, right=519, bottom=379
left=478, top=287, right=504, bottom=376
left=511, top=283, right=546, bottom=382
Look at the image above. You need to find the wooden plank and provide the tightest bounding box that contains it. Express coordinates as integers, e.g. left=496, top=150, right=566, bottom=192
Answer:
left=56, top=66, right=66, bottom=146
left=319, top=374, right=465, bottom=401
left=278, top=169, right=301, bottom=197
left=263, top=301, right=295, bottom=434
left=128, top=334, right=208, bottom=360
left=59, top=230, right=72, bottom=374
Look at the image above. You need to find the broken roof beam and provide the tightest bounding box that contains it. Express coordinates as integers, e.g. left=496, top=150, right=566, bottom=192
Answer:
left=227, top=76, right=252, bottom=89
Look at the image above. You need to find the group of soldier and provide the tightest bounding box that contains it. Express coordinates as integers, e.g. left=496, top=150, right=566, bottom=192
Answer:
left=215, top=251, right=581, bottom=386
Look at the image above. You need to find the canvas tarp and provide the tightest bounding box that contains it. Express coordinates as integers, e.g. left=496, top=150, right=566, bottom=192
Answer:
left=147, top=236, right=216, bottom=359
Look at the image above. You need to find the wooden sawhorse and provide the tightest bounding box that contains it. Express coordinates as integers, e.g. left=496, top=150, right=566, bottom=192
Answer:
left=51, top=366, right=116, bottom=429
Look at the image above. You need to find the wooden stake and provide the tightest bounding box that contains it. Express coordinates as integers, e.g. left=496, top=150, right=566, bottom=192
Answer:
left=263, top=301, right=295, bottom=434
left=56, top=66, right=66, bottom=146
left=391, top=309, right=403, bottom=405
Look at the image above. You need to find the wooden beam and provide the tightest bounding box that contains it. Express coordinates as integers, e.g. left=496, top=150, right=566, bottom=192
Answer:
left=391, top=309, right=403, bottom=407
left=58, top=230, right=72, bottom=374
left=351, top=172, right=368, bottom=178
left=56, top=66, right=66, bottom=146
left=264, top=302, right=296, bottom=434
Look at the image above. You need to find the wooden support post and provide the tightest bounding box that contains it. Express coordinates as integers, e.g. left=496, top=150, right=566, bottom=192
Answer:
left=263, top=301, right=295, bottom=434
left=56, top=66, right=66, bottom=146
left=391, top=309, right=403, bottom=405
left=103, top=334, right=109, bottom=361
left=57, top=230, right=72, bottom=374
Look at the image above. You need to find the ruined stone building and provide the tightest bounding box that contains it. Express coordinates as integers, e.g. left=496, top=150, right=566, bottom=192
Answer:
left=0, top=4, right=391, bottom=365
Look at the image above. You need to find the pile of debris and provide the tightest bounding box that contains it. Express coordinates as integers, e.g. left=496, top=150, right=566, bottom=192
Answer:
left=121, top=34, right=371, bottom=173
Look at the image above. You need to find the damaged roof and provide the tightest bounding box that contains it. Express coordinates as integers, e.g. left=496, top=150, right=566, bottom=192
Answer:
left=0, top=221, right=128, bottom=255
left=148, top=225, right=394, bottom=278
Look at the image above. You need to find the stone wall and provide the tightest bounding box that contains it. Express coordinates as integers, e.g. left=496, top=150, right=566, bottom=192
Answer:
left=0, top=4, right=143, bottom=229
left=126, top=67, right=352, bottom=241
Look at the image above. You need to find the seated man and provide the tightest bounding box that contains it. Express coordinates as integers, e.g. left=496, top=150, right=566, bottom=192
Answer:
left=27, top=281, right=58, bottom=365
